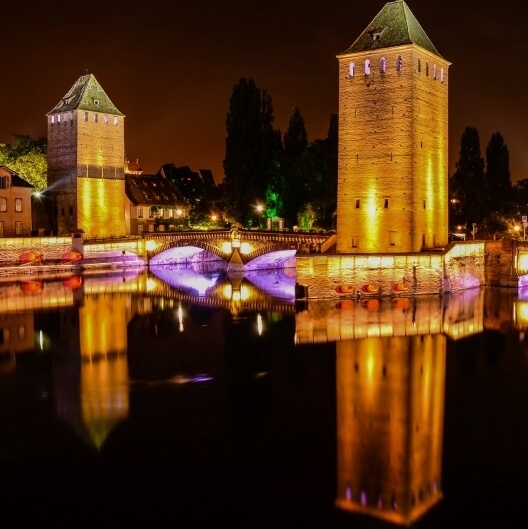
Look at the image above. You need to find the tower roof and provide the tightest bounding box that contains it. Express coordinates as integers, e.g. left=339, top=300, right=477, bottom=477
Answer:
left=47, top=73, right=124, bottom=116
left=339, top=0, right=441, bottom=58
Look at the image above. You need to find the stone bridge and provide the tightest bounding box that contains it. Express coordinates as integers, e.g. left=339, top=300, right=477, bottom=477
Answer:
left=145, top=228, right=336, bottom=270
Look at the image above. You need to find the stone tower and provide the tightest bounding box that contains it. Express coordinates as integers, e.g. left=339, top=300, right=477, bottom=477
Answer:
left=47, top=74, right=126, bottom=238
left=336, top=0, right=450, bottom=253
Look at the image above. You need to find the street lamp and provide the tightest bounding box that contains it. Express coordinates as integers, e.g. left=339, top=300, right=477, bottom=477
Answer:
left=256, top=204, right=264, bottom=229
left=33, top=191, right=42, bottom=236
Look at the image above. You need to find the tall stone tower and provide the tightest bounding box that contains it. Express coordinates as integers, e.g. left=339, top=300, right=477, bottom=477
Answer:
left=336, top=1, right=450, bottom=253
left=47, top=74, right=126, bottom=238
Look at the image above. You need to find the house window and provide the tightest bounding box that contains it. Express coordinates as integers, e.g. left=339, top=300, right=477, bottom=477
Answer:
left=352, top=236, right=358, bottom=248
left=15, top=198, right=22, bottom=212
left=384, top=198, right=389, bottom=208
left=94, top=114, right=98, bottom=123
left=113, top=117, right=119, bottom=125
left=396, top=55, right=403, bottom=71
left=349, top=62, right=355, bottom=77
left=137, top=207, right=143, bottom=219
left=432, top=64, right=437, bottom=79
left=425, top=61, right=429, bottom=76
left=364, top=59, right=371, bottom=76
left=138, top=224, right=144, bottom=235
left=355, top=199, right=361, bottom=209
left=0, top=221, right=4, bottom=237
left=0, top=176, right=8, bottom=189
left=15, top=221, right=22, bottom=235
left=0, top=198, right=7, bottom=212
left=104, top=114, right=109, bottom=124
left=84, top=112, right=89, bottom=121
left=440, top=68, right=445, bottom=82
left=380, top=57, right=386, bottom=74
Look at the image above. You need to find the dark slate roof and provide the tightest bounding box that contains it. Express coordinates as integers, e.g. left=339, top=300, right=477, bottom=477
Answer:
left=339, top=0, right=441, bottom=58
left=48, top=73, right=124, bottom=116
left=125, top=174, right=184, bottom=206
left=0, top=166, right=34, bottom=188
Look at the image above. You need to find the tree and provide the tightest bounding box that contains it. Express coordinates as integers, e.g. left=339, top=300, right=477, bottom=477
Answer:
left=448, top=126, right=486, bottom=227
left=0, top=134, right=47, bottom=191
left=222, top=78, right=281, bottom=227
left=281, top=107, right=309, bottom=227
left=485, top=132, right=512, bottom=214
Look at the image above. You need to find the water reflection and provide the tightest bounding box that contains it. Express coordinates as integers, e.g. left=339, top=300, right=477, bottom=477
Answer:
left=0, top=268, right=523, bottom=524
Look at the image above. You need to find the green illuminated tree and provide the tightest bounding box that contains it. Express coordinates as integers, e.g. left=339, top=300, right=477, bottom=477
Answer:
left=0, top=134, right=47, bottom=191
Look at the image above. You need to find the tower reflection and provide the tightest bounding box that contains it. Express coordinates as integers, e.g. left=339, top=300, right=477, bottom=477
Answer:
left=335, top=334, right=445, bottom=525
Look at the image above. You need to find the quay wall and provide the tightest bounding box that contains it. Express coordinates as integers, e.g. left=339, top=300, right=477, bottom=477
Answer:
left=296, top=241, right=489, bottom=299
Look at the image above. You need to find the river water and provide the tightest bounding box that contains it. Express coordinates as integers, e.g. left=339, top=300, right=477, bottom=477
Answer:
left=0, top=265, right=526, bottom=526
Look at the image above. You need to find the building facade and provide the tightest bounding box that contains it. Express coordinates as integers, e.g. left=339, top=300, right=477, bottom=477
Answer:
left=0, top=166, right=34, bottom=237
left=336, top=0, right=450, bottom=253
left=47, top=74, right=126, bottom=238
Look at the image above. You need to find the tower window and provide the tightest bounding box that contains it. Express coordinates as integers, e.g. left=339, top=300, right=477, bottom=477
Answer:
left=104, top=114, right=109, bottom=124
left=93, top=99, right=100, bottom=106
left=84, top=112, right=88, bottom=121
left=113, top=117, right=119, bottom=125
left=432, top=64, right=437, bottom=79
left=440, top=68, right=445, bottom=83
left=364, top=59, right=371, bottom=76
left=69, top=206, right=73, bottom=216
left=50, top=115, right=55, bottom=124
left=423, top=199, right=426, bottom=209
left=349, top=62, right=355, bottom=77
left=417, top=58, right=421, bottom=73
left=57, top=114, right=61, bottom=123
left=93, top=114, right=98, bottom=123
left=396, top=55, right=403, bottom=71
left=380, top=57, right=386, bottom=74
left=384, top=198, right=389, bottom=208
left=352, top=236, right=358, bottom=248
left=425, top=61, right=429, bottom=76
left=355, top=199, right=361, bottom=209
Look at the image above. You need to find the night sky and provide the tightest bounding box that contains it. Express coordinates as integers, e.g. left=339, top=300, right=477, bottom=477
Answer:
left=2, top=0, right=527, bottom=184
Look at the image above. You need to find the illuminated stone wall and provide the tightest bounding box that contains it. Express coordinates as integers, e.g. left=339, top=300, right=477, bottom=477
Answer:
left=335, top=334, right=445, bottom=524
left=296, top=242, right=486, bottom=298
left=77, top=178, right=126, bottom=238
left=336, top=47, right=449, bottom=253
left=0, top=236, right=72, bottom=263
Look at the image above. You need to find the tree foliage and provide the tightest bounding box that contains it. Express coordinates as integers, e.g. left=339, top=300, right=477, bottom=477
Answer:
left=222, top=78, right=282, bottom=226
left=485, top=132, right=511, bottom=214
left=0, top=134, right=47, bottom=191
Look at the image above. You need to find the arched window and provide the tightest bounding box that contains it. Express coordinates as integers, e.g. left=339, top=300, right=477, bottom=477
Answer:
left=349, top=62, right=355, bottom=77
left=364, top=59, right=371, bottom=76
left=432, top=64, right=437, bottom=79
left=440, top=68, right=445, bottom=83
left=396, top=55, right=403, bottom=71
left=380, top=57, right=386, bottom=74
left=417, top=58, right=421, bottom=73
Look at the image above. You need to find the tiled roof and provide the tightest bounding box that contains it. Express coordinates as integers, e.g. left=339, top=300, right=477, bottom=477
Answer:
left=125, top=174, right=184, bottom=206
left=0, top=166, right=34, bottom=188
left=47, top=73, right=124, bottom=116
left=339, top=0, right=441, bottom=58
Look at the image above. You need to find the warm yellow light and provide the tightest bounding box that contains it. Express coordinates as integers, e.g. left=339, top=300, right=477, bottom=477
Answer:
left=240, top=242, right=251, bottom=254
left=222, top=284, right=233, bottom=298
left=518, top=252, right=528, bottom=271
left=146, top=240, right=157, bottom=251
left=232, top=290, right=241, bottom=302
left=222, top=242, right=232, bottom=253
left=146, top=278, right=157, bottom=292
left=240, top=285, right=250, bottom=300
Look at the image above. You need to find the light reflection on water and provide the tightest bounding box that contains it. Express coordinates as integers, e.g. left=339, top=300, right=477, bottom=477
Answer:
left=0, top=269, right=526, bottom=526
